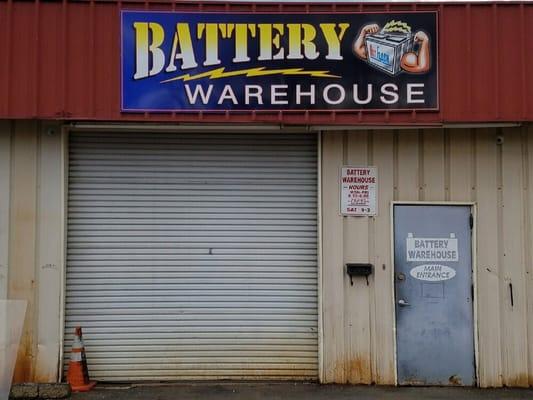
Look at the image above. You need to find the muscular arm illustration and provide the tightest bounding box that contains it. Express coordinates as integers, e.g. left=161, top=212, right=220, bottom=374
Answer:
left=400, top=31, right=430, bottom=73
left=354, top=24, right=380, bottom=60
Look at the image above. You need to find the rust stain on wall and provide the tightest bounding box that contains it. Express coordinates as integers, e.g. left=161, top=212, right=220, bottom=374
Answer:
left=346, top=356, right=372, bottom=384
left=330, top=356, right=373, bottom=384
left=328, top=360, right=346, bottom=383
left=12, top=335, right=33, bottom=383
left=504, top=373, right=530, bottom=388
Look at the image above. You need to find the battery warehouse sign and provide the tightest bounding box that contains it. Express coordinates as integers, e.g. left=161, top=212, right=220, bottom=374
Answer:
left=121, top=11, right=437, bottom=111
left=341, top=166, right=377, bottom=216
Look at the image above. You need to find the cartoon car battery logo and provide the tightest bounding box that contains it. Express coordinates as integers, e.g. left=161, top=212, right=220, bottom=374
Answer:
left=354, top=20, right=431, bottom=76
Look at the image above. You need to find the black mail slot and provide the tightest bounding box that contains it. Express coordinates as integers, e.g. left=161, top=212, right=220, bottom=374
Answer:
left=346, top=263, right=373, bottom=285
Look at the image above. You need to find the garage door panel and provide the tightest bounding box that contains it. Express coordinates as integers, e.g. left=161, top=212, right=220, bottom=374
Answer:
left=64, top=132, right=318, bottom=381
left=64, top=337, right=318, bottom=345
left=68, top=184, right=317, bottom=191
left=66, top=273, right=316, bottom=282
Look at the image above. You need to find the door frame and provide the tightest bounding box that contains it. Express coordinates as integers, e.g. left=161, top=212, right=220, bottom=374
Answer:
left=390, top=201, right=479, bottom=386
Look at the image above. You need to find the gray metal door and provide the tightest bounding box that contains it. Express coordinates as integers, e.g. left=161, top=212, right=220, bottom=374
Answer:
left=394, top=205, right=475, bottom=386
left=64, top=132, right=318, bottom=381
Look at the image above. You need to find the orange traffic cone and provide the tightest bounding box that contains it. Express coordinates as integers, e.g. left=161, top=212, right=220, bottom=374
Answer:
left=66, top=327, right=96, bottom=392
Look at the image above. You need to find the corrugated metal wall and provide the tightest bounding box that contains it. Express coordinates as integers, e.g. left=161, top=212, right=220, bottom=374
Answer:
left=321, top=125, right=533, bottom=387
left=63, top=132, right=318, bottom=381
left=3, top=121, right=533, bottom=387
left=0, top=121, right=65, bottom=383
left=0, top=1, right=532, bottom=124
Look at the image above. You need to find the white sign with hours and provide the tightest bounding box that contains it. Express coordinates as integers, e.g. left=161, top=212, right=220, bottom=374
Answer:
left=340, top=166, right=378, bottom=216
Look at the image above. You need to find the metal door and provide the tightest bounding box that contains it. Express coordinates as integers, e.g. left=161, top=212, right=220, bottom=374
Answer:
left=64, top=132, right=318, bottom=381
left=394, top=204, right=475, bottom=386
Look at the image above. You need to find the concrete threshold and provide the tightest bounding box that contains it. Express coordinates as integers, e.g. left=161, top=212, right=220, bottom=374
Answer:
left=10, top=383, right=71, bottom=400
left=69, top=382, right=533, bottom=400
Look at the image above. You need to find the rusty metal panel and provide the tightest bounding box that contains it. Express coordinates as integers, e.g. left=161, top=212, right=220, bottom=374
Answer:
left=9, top=121, right=39, bottom=383
left=0, top=1, right=532, bottom=124
left=1, top=121, right=65, bottom=384
left=34, top=123, right=65, bottom=383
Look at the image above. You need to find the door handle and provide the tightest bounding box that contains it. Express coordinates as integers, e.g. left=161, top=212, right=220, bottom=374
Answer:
left=398, top=299, right=410, bottom=307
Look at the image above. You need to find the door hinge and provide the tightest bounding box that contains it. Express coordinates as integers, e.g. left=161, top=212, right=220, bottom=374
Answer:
left=469, top=214, right=474, bottom=229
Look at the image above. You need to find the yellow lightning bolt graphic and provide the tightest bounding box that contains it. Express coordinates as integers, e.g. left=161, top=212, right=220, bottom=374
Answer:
left=161, top=67, right=340, bottom=83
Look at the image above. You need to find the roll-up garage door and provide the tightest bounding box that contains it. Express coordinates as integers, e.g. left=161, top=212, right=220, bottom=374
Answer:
left=64, top=132, right=318, bottom=381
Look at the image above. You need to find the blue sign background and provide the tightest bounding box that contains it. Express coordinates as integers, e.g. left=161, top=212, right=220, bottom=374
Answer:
left=121, top=11, right=438, bottom=111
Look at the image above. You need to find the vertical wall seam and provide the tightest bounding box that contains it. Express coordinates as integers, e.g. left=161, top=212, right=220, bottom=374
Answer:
left=33, top=0, right=40, bottom=117
left=90, top=0, right=96, bottom=117
left=442, top=129, right=451, bottom=201
left=58, top=125, right=69, bottom=382
left=471, top=128, right=480, bottom=386
left=6, top=0, right=12, bottom=116
left=466, top=4, right=472, bottom=115
left=471, top=129, right=477, bottom=202
left=472, top=128, right=480, bottom=384
left=368, top=130, right=376, bottom=383
left=529, top=124, right=533, bottom=384
left=496, top=127, right=505, bottom=383
left=520, top=4, right=527, bottom=119
left=6, top=121, right=14, bottom=298
left=418, top=129, right=424, bottom=201
left=7, top=121, right=14, bottom=299
left=0, top=123, right=10, bottom=298
left=493, top=4, right=500, bottom=119
left=317, top=131, right=322, bottom=383
left=61, top=0, right=67, bottom=114
left=393, top=130, right=398, bottom=201
left=524, top=124, right=533, bottom=386
left=520, top=125, right=530, bottom=381
left=341, top=131, right=347, bottom=383
left=31, top=122, right=41, bottom=381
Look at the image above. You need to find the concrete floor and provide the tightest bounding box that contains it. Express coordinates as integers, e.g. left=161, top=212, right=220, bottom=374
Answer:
left=72, top=382, right=533, bottom=400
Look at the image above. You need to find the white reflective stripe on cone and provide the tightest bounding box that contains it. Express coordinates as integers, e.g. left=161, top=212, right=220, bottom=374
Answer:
left=71, top=351, right=83, bottom=362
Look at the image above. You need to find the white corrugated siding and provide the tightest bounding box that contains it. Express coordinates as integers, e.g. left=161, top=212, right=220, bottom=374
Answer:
left=321, top=127, right=533, bottom=387
left=64, top=132, right=318, bottom=381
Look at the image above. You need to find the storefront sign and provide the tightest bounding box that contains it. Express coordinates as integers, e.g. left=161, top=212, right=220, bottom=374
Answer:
left=406, top=233, right=459, bottom=262
left=121, top=11, right=437, bottom=111
left=340, top=166, right=377, bottom=216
